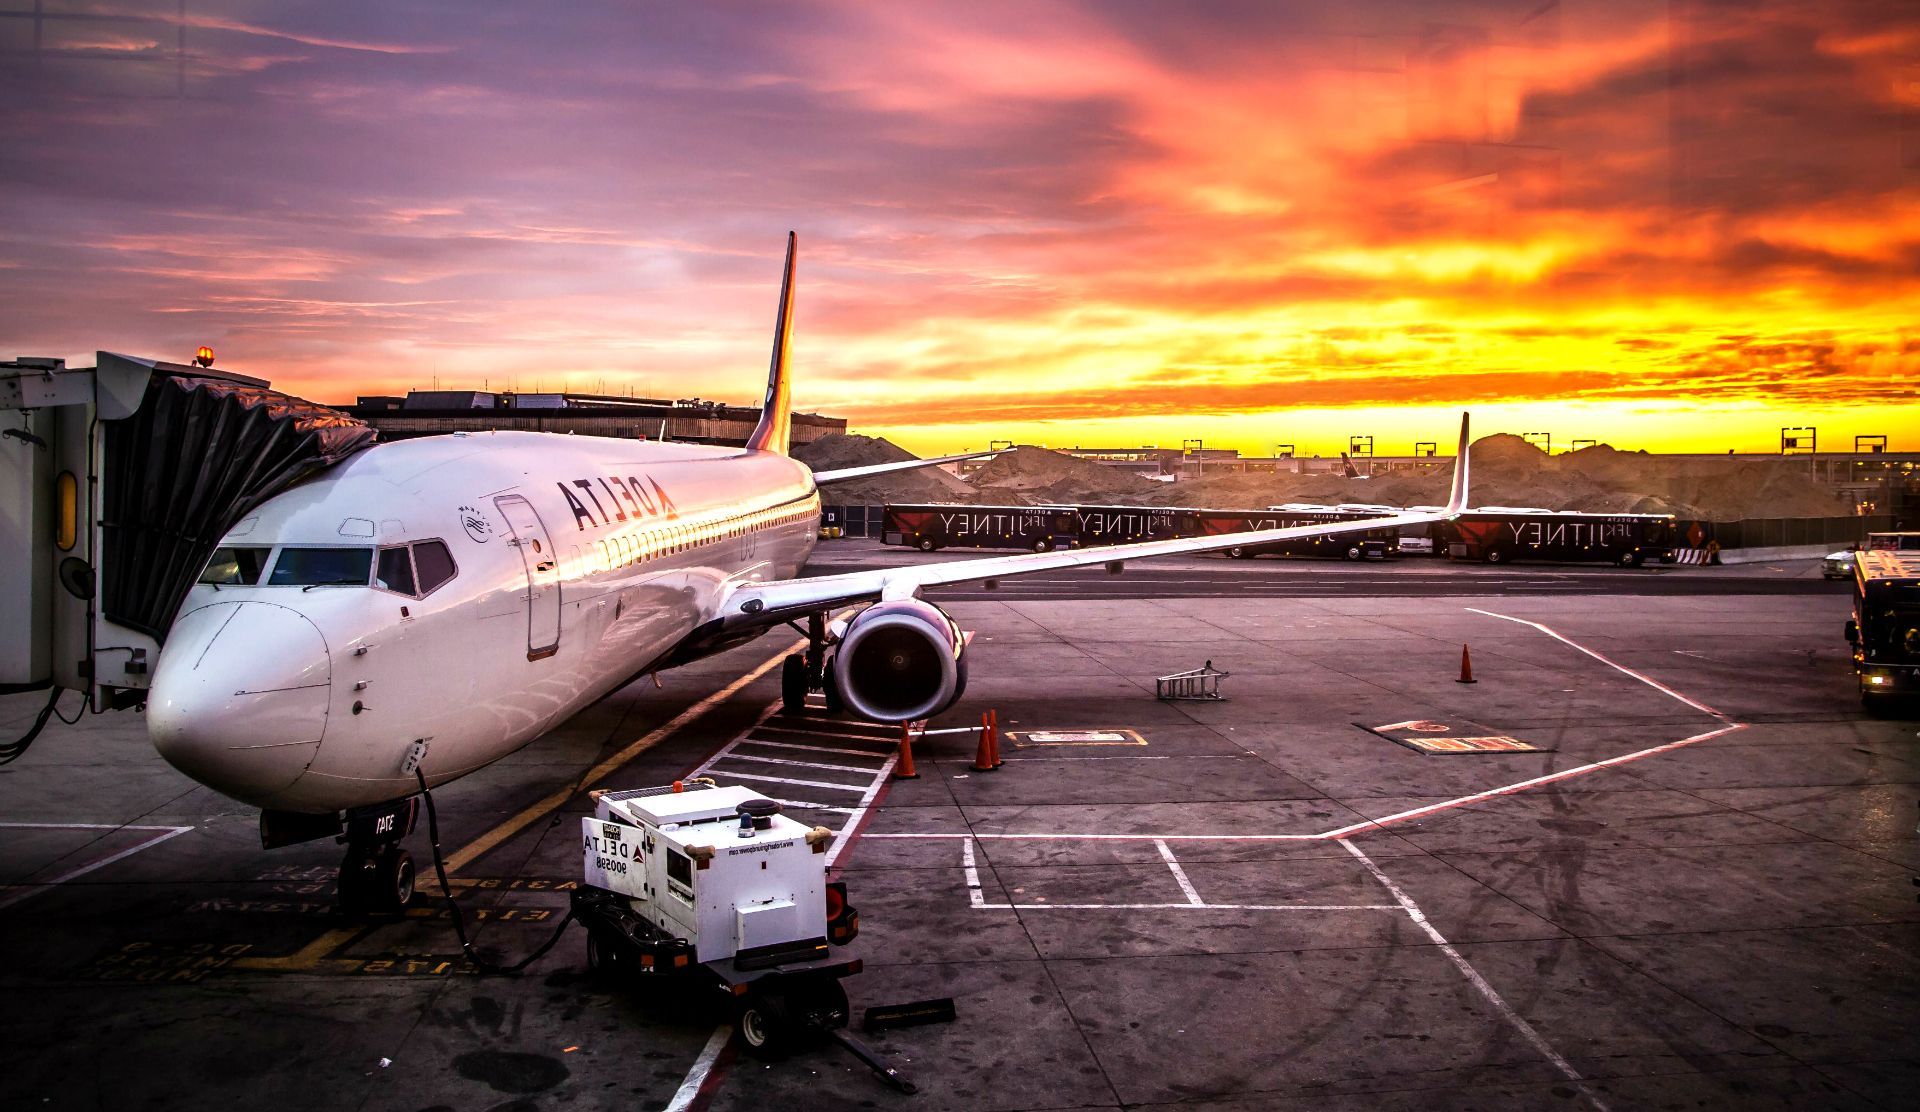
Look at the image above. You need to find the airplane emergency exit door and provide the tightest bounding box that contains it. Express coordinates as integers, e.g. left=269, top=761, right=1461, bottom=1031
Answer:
left=493, top=494, right=561, bottom=660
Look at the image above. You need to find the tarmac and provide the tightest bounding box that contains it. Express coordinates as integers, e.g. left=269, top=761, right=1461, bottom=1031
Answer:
left=1, top=554, right=1914, bottom=1111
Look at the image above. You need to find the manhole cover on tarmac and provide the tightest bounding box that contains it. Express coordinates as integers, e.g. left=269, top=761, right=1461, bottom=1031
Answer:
left=1360, top=718, right=1550, bottom=754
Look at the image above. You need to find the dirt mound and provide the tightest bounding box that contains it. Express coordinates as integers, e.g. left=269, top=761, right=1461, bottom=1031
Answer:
left=969, top=446, right=1163, bottom=505
left=793, top=434, right=976, bottom=504
left=1117, top=434, right=1847, bottom=520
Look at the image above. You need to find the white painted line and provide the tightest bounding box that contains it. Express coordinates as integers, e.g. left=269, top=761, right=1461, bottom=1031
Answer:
left=0, top=824, right=195, bottom=911
left=714, top=753, right=880, bottom=774
left=1340, top=839, right=1610, bottom=1112
left=823, top=747, right=901, bottom=871
left=1000, top=754, right=1244, bottom=762
left=976, top=901, right=1401, bottom=911
left=737, top=738, right=892, bottom=760
left=1155, top=839, right=1205, bottom=906
left=1320, top=722, right=1746, bottom=839
left=0, top=822, right=184, bottom=830
left=756, top=722, right=901, bottom=744
left=1466, top=606, right=1728, bottom=718
left=961, top=838, right=986, bottom=908
left=662, top=1024, right=733, bottom=1112
left=715, top=771, right=869, bottom=793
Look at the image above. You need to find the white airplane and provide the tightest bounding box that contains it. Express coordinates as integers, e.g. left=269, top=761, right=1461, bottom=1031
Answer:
left=123, top=234, right=1470, bottom=910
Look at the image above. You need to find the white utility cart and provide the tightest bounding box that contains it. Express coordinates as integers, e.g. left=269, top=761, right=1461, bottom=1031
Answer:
left=569, top=781, right=909, bottom=1085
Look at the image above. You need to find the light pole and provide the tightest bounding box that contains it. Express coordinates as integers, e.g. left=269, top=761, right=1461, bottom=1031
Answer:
left=1522, top=431, right=1551, bottom=455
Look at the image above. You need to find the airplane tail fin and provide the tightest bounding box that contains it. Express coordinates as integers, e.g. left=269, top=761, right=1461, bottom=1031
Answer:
left=745, top=232, right=797, bottom=455
left=1341, top=452, right=1359, bottom=479
left=1445, top=412, right=1471, bottom=514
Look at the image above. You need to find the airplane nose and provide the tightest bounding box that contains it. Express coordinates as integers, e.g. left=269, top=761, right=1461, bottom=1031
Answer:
left=149, top=602, right=332, bottom=807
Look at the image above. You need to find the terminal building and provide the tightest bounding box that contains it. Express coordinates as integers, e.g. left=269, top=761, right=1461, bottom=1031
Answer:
left=339, top=389, right=847, bottom=448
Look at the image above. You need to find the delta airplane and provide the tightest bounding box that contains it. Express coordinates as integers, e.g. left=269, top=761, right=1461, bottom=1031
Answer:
left=144, top=234, right=1472, bottom=909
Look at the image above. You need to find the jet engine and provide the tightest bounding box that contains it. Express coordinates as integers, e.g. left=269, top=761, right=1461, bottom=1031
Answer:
left=830, top=599, right=968, bottom=723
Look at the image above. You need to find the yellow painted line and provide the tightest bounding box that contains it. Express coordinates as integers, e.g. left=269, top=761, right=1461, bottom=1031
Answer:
left=228, top=928, right=365, bottom=971
left=437, top=641, right=801, bottom=877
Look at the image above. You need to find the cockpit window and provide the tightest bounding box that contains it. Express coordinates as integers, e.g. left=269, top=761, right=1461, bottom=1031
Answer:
left=375, top=546, right=416, bottom=596
left=268, top=547, right=373, bottom=587
left=200, top=546, right=272, bottom=585
left=413, top=540, right=457, bottom=594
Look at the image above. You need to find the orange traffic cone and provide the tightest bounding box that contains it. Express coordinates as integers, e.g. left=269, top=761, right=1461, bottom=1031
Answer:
left=972, top=712, right=997, bottom=772
left=894, top=722, right=921, bottom=779
left=989, top=708, right=1003, bottom=768
left=1457, top=644, right=1477, bottom=684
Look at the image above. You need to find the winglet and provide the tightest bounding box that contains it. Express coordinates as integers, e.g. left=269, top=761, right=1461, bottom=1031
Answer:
left=746, top=232, right=797, bottom=454
left=1445, top=412, right=1471, bottom=514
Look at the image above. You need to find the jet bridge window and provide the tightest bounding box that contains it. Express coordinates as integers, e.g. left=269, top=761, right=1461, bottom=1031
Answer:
left=200, top=546, right=272, bottom=586
left=268, top=547, right=373, bottom=587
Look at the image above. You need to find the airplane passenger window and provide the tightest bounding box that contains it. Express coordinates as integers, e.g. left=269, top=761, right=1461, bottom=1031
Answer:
left=200, top=546, right=271, bottom=585
left=412, top=540, right=456, bottom=594
left=375, top=546, right=417, bottom=596
left=268, top=547, right=373, bottom=587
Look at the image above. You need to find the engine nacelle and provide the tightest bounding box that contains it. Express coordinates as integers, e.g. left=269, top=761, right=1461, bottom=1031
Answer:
left=830, top=599, right=968, bottom=723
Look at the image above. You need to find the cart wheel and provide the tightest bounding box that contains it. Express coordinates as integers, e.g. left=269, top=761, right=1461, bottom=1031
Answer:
left=737, top=992, right=796, bottom=1059
left=781, top=654, right=808, bottom=715
left=585, top=928, right=624, bottom=979
left=916, top=538, right=936, bottom=552
left=791, top=977, right=850, bottom=1028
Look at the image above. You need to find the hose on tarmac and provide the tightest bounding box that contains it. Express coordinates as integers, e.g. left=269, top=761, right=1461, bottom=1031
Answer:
left=415, top=768, right=575, bottom=974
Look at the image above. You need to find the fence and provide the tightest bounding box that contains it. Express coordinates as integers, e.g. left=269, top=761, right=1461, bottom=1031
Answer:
left=1712, top=515, right=1888, bottom=550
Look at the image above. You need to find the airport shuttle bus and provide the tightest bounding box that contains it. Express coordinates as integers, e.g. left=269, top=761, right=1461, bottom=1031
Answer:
left=1196, top=505, right=1399, bottom=560
left=882, top=503, right=1080, bottom=552
left=1845, top=549, right=1920, bottom=704
left=1436, top=509, right=1675, bottom=567
left=1073, top=505, right=1200, bottom=546
left=1867, top=532, right=1920, bottom=552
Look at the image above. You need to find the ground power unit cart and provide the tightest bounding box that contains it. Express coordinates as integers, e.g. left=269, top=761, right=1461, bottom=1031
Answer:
left=569, top=781, right=908, bottom=1082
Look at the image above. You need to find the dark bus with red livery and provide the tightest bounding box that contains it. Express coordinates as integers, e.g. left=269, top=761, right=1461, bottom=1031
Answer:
left=1436, top=510, right=1675, bottom=567
left=882, top=504, right=1079, bottom=552
left=1845, top=549, right=1920, bottom=705
left=1073, top=505, right=1199, bottom=546
left=1196, top=504, right=1399, bottom=560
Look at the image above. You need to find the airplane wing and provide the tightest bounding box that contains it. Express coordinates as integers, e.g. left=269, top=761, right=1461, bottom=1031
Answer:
left=721, top=414, right=1472, bottom=631
left=811, top=449, right=999, bottom=487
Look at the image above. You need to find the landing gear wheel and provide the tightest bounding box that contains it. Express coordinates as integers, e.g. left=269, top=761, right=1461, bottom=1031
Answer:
left=737, top=992, right=797, bottom=1059
left=781, top=653, right=808, bottom=715
left=338, top=847, right=414, bottom=914
left=822, top=665, right=845, bottom=715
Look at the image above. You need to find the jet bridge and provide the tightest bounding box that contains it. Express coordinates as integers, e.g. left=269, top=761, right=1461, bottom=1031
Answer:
left=2, top=353, right=374, bottom=715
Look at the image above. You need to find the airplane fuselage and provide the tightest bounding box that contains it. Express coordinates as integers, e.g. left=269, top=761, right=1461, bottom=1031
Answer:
left=148, top=431, right=819, bottom=813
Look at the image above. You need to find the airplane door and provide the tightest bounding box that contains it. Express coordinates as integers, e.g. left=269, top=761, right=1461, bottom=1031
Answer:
left=493, top=494, right=561, bottom=660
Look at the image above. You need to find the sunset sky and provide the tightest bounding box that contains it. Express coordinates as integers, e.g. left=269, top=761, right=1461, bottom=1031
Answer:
left=2, top=0, right=1916, bottom=457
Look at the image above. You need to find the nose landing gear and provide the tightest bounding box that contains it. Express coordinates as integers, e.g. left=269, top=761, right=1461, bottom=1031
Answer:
left=335, top=797, right=420, bottom=914
left=781, top=611, right=842, bottom=715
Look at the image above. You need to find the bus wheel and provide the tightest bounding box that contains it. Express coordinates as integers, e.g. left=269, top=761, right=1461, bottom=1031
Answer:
left=1032, top=538, right=1052, bottom=553
left=916, top=538, right=936, bottom=552
left=1483, top=547, right=1507, bottom=565
left=1345, top=545, right=1364, bottom=561
left=1228, top=546, right=1249, bottom=559
left=1618, top=551, right=1644, bottom=568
